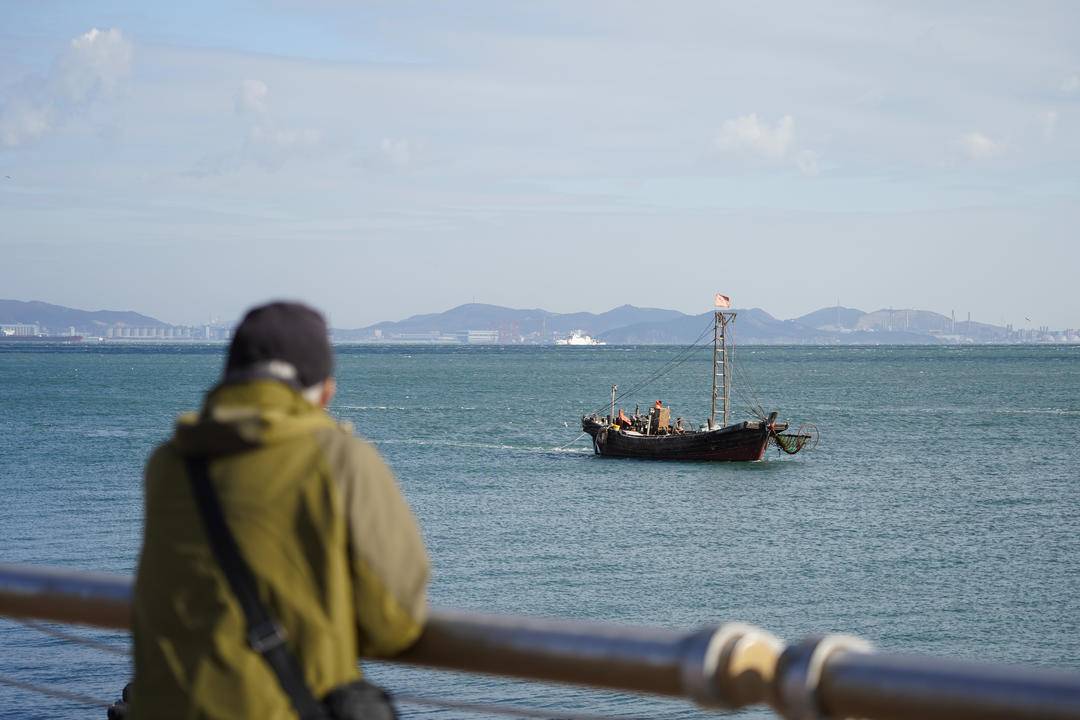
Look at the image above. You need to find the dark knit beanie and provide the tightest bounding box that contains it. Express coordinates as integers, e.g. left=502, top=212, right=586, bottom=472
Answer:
left=224, top=302, right=333, bottom=388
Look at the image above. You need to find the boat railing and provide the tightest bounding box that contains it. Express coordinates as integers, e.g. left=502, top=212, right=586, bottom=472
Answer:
left=1, top=562, right=1079, bottom=719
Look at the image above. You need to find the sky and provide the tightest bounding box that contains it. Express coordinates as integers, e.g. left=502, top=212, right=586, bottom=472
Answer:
left=1, top=1, right=1078, bottom=329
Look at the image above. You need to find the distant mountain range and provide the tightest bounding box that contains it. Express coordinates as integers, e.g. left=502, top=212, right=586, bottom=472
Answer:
left=343, top=303, right=1070, bottom=344
left=2, top=299, right=1075, bottom=344
left=0, top=299, right=169, bottom=331
left=0, top=299, right=219, bottom=340
left=346, top=303, right=685, bottom=339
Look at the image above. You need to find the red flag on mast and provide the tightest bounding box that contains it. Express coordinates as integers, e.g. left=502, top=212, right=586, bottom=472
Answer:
left=714, top=293, right=731, bottom=308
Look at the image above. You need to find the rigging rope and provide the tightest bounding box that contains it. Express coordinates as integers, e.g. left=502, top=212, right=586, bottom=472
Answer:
left=554, top=431, right=588, bottom=451
left=731, top=368, right=767, bottom=421
left=581, top=315, right=777, bottom=426
left=727, top=316, right=770, bottom=420
left=585, top=314, right=768, bottom=425
left=585, top=321, right=714, bottom=417
left=584, top=320, right=715, bottom=418
left=730, top=357, right=767, bottom=420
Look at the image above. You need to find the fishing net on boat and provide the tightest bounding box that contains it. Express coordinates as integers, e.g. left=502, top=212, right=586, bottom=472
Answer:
left=771, top=423, right=819, bottom=455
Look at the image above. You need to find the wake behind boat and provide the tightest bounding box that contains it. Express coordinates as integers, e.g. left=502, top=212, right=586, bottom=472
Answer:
left=581, top=295, right=815, bottom=462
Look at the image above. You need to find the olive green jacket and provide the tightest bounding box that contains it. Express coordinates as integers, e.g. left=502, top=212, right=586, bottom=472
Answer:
left=131, top=380, right=429, bottom=719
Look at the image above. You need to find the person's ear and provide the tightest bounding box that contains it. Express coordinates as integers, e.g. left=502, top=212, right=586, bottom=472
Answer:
left=320, top=377, right=337, bottom=408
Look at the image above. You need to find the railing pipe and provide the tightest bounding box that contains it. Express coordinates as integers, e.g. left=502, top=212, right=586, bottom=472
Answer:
left=0, top=563, right=131, bottom=629
left=0, top=564, right=773, bottom=706
left=402, top=609, right=694, bottom=697
left=817, top=649, right=1080, bottom=720
left=2, top=563, right=1080, bottom=720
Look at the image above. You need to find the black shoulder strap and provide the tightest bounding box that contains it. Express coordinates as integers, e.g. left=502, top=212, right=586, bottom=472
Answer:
left=186, top=457, right=329, bottom=720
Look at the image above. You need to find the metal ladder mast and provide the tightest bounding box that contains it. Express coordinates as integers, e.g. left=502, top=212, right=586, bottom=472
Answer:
left=709, top=311, right=734, bottom=429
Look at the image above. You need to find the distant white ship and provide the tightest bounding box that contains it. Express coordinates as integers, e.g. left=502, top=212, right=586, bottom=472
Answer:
left=555, top=330, right=606, bottom=346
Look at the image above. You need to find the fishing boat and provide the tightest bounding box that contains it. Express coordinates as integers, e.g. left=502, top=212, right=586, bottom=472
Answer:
left=581, top=296, right=814, bottom=461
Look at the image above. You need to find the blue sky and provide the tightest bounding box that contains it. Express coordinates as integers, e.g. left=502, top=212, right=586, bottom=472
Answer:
left=1, top=2, right=1078, bottom=328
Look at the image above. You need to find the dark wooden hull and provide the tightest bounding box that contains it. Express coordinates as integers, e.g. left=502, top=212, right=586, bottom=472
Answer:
left=582, top=418, right=771, bottom=462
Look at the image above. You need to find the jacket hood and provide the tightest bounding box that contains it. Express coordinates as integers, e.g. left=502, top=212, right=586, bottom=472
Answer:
left=172, top=379, right=339, bottom=457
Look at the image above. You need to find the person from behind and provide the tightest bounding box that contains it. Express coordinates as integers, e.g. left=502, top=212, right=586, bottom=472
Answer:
left=128, top=301, right=428, bottom=719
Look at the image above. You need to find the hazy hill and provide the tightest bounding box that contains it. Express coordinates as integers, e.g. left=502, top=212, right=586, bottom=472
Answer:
left=546, top=304, right=687, bottom=335
left=794, top=306, right=866, bottom=330
left=856, top=309, right=953, bottom=333
left=0, top=299, right=169, bottom=331
left=596, top=311, right=714, bottom=344
left=604, top=308, right=828, bottom=344
left=365, top=303, right=552, bottom=334
left=349, top=303, right=686, bottom=339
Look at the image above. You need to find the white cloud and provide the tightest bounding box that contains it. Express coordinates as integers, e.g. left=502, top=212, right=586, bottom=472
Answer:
left=244, top=124, right=322, bottom=170
left=377, top=137, right=426, bottom=171
left=56, top=28, right=132, bottom=104
left=711, top=113, right=819, bottom=175
left=1043, top=110, right=1058, bottom=141
left=796, top=149, right=820, bottom=176
left=959, top=131, right=1001, bottom=160
left=352, top=137, right=426, bottom=173
left=249, top=125, right=321, bottom=150
left=379, top=138, right=414, bottom=169
left=1061, top=73, right=1080, bottom=95
left=209, top=79, right=323, bottom=172
left=714, top=113, right=795, bottom=159
left=235, top=79, right=269, bottom=115
left=0, top=27, right=131, bottom=148
left=0, top=95, right=54, bottom=148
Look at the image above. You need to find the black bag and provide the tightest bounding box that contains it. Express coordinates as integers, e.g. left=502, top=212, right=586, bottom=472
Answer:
left=323, top=680, right=397, bottom=720
left=105, top=682, right=131, bottom=719
left=187, top=457, right=396, bottom=720
left=105, top=680, right=394, bottom=720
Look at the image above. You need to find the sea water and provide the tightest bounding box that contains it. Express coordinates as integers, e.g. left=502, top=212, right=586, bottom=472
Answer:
left=1, top=344, right=1078, bottom=719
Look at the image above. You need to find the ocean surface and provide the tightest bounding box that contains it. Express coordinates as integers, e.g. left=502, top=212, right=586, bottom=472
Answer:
left=1, top=343, right=1078, bottom=719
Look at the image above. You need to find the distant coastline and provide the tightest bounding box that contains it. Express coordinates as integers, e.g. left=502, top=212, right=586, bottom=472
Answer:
left=2, top=298, right=1077, bottom=346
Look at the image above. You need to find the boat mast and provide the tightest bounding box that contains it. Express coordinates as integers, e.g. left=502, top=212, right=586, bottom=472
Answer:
left=710, top=312, right=720, bottom=429
left=709, top=311, right=735, bottom=429
left=610, top=384, right=617, bottom=421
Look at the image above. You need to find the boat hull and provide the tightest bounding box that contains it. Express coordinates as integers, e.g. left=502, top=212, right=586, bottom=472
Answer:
left=582, top=418, right=771, bottom=462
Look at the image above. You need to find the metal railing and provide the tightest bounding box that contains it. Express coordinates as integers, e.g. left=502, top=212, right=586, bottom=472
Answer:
left=1, top=562, right=1079, bottom=719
